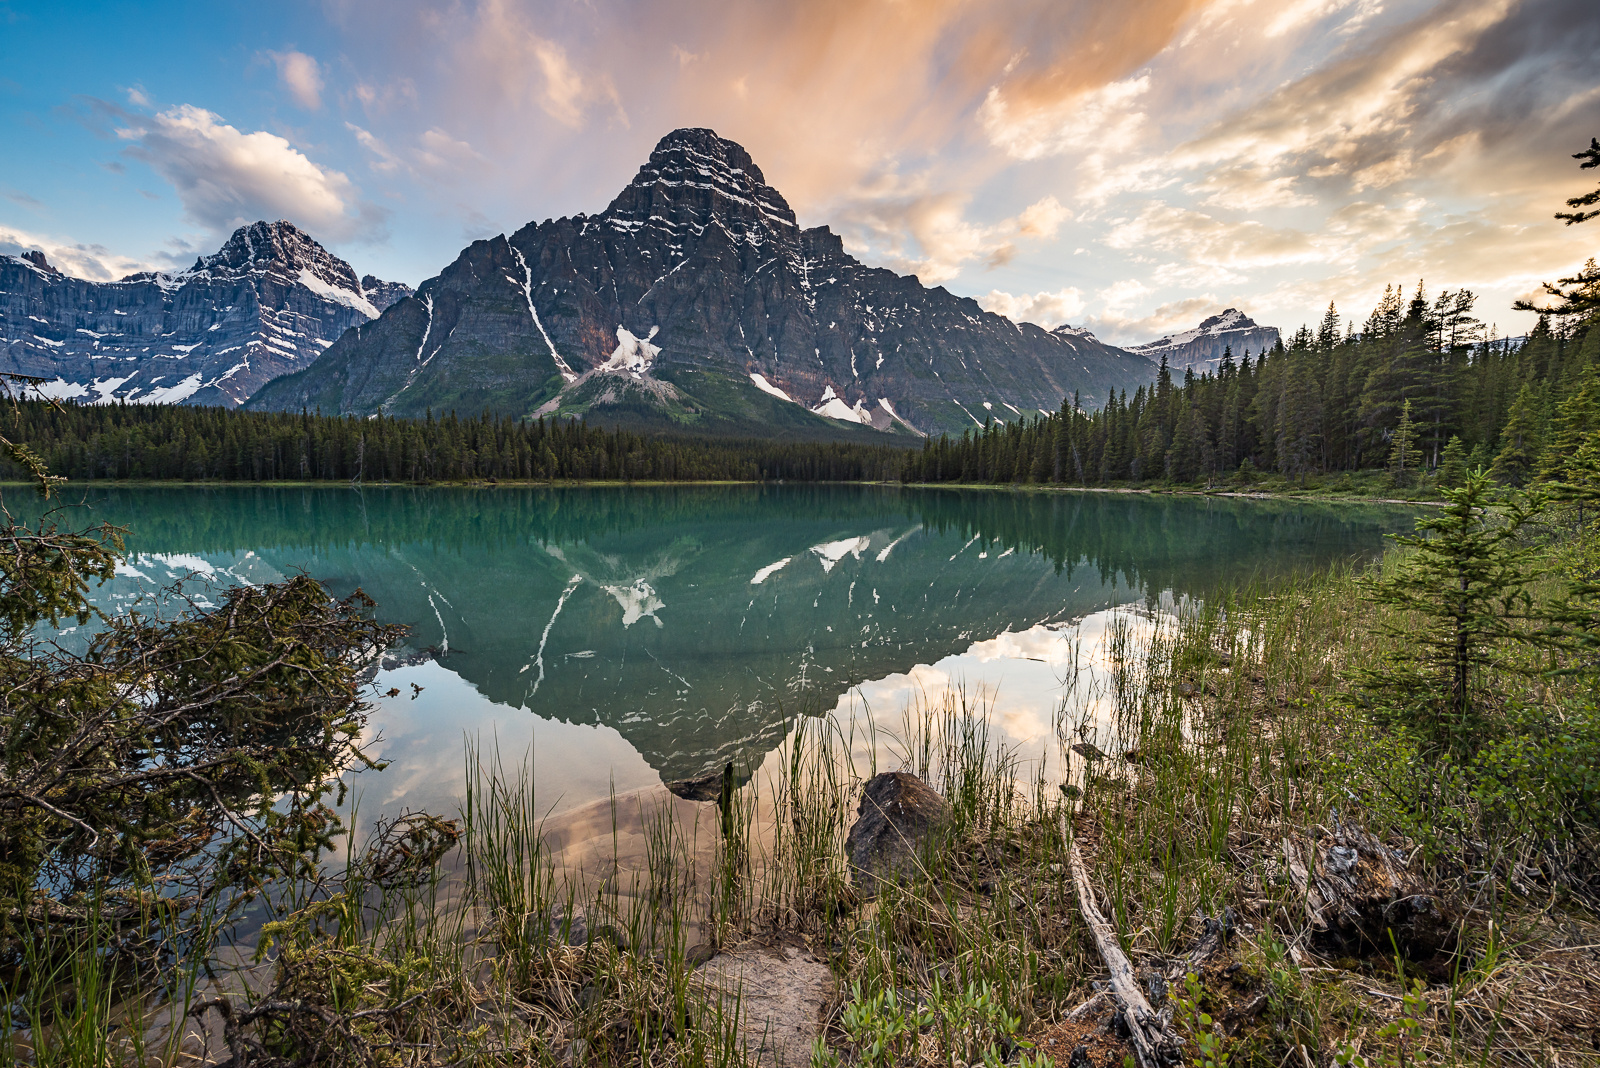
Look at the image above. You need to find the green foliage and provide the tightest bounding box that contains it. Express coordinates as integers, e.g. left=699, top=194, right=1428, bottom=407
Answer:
left=1331, top=975, right=1427, bottom=1068
left=1353, top=471, right=1555, bottom=752
left=0, top=400, right=908, bottom=484
left=830, top=982, right=932, bottom=1068
left=1437, top=435, right=1468, bottom=488
left=816, top=978, right=1045, bottom=1068
left=1175, top=972, right=1231, bottom=1068
left=0, top=448, right=408, bottom=1015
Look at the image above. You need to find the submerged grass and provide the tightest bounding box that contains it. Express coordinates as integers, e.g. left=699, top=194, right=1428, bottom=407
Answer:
left=6, top=530, right=1599, bottom=1067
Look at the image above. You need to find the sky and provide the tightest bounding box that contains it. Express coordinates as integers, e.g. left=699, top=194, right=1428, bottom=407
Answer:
left=1, top=0, right=1597, bottom=345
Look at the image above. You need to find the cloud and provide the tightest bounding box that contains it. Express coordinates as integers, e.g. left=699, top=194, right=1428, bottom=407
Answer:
left=1171, top=0, right=1521, bottom=185
left=116, top=104, right=386, bottom=241
left=268, top=50, right=324, bottom=110
left=976, top=287, right=1086, bottom=327
left=1104, top=203, right=1325, bottom=269
left=462, top=0, right=627, bottom=129
left=417, top=127, right=488, bottom=173
left=252, top=0, right=1600, bottom=332
left=0, top=224, right=158, bottom=281
left=4, top=190, right=43, bottom=210
left=980, top=74, right=1153, bottom=162
left=836, top=191, right=1071, bottom=283
left=347, top=122, right=403, bottom=173
left=1085, top=295, right=1225, bottom=345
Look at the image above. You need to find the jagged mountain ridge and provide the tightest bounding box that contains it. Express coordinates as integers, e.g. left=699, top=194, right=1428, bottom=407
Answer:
left=1117, top=309, right=1280, bottom=373
left=250, top=129, right=1153, bottom=435
left=0, top=221, right=411, bottom=408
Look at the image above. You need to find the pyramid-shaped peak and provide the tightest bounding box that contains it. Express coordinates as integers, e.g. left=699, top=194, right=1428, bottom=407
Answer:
left=650, top=128, right=765, bottom=184
left=607, top=127, right=797, bottom=233
left=193, top=220, right=361, bottom=292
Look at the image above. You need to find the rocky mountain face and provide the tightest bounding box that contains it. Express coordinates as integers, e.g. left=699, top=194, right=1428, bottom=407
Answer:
left=0, top=221, right=410, bottom=408
left=250, top=129, right=1152, bottom=436
left=1117, top=309, right=1280, bottom=373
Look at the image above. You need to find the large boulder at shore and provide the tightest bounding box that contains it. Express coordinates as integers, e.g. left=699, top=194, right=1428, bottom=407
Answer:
left=695, top=944, right=832, bottom=1068
left=845, top=771, right=952, bottom=896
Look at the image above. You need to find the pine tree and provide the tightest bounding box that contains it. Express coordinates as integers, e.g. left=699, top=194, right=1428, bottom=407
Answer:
left=1490, top=384, right=1544, bottom=487
left=1438, top=434, right=1469, bottom=488
left=1537, top=359, right=1600, bottom=483
left=1356, top=472, right=1552, bottom=753
left=1388, top=399, right=1420, bottom=486
left=1555, top=137, right=1600, bottom=226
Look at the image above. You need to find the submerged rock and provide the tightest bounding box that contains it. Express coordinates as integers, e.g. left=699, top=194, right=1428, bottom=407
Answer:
left=845, top=771, right=952, bottom=896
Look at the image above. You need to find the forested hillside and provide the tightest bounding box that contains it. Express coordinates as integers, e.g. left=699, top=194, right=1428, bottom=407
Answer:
left=0, top=402, right=904, bottom=483
left=903, top=283, right=1599, bottom=490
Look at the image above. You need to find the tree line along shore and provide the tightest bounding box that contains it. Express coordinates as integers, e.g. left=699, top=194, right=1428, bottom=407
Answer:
left=2, top=279, right=1595, bottom=498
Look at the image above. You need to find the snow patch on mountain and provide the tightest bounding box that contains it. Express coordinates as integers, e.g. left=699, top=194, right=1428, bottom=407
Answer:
left=296, top=268, right=380, bottom=319
left=749, top=372, right=794, bottom=403
left=604, top=326, right=661, bottom=375
left=809, top=383, right=874, bottom=424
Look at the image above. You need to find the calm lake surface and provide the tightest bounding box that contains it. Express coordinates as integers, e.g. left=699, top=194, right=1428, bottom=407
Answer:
left=25, top=484, right=1419, bottom=821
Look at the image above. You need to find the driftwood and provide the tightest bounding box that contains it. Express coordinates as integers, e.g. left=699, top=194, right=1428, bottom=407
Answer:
left=1064, top=828, right=1180, bottom=1068
left=1165, top=909, right=1233, bottom=984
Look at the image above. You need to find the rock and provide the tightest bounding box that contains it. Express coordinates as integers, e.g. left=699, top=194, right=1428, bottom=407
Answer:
left=845, top=771, right=952, bottom=896
left=665, top=762, right=752, bottom=802
left=695, top=944, right=832, bottom=1068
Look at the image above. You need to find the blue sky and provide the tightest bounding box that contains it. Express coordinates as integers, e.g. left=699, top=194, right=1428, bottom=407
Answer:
left=3, top=0, right=1597, bottom=344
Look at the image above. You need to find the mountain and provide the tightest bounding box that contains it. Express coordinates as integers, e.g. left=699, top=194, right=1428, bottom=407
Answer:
left=249, top=129, right=1153, bottom=436
left=1117, top=309, right=1280, bottom=373
left=0, top=221, right=411, bottom=408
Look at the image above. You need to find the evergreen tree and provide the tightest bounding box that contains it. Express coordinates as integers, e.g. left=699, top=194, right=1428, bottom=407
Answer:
left=1490, top=384, right=1544, bottom=487
left=1438, top=434, right=1469, bottom=488
left=1555, top=136, right=1600, bottom=226
left=1387, top=399, right=1420, bottom=486
left=1355, top=472, right=1552, bottom=753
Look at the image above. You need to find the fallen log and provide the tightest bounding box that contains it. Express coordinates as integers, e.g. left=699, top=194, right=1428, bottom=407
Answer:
left=1062, top=818, right=1180, bottom=1068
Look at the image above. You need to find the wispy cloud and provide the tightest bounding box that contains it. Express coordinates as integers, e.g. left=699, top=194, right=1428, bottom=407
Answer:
left=267, top=50, right=324, bottom=110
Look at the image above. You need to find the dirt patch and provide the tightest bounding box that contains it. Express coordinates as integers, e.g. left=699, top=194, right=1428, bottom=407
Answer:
left=1031, top=1017, right=1132, bottom=1068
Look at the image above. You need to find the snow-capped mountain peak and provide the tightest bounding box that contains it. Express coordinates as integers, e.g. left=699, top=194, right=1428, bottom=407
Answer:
left=1126, top=308, right=1280, bottom=372
left=2, top=221, right=412, bottom=408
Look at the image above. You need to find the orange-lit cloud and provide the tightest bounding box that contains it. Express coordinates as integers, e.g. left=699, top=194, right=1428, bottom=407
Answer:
left=17, top=0, right=1597, bottom=344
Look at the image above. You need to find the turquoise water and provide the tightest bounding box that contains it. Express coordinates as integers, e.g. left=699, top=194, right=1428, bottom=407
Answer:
left=20, top=484, right=1418, bottom=817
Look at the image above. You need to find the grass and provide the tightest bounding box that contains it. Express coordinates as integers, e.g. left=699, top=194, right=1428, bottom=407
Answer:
left=5, top=518, right=1598, bottom=1067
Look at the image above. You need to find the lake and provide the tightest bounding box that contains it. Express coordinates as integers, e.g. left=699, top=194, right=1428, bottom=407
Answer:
left=20, top=484, right=1418, bottom=822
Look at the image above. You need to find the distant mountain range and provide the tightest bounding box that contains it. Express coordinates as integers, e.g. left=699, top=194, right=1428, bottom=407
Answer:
left=2, top=130, right=1287, bottom=436
left=0, top=221, right=410, bottom=407
left=247, top=129, right=1151, bottom=437
left=1122, top=309, right=1280, bottom=373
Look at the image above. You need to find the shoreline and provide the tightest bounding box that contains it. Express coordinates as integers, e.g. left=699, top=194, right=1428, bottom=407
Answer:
left=3, top=476, right=1444, bottom=507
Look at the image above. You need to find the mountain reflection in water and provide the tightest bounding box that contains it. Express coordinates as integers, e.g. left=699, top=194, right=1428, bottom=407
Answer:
left=25, top=485, right=1418, bottom=816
